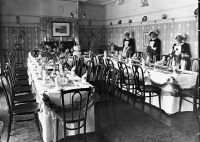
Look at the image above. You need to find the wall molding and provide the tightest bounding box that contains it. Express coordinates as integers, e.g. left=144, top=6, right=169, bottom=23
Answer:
left=0, top=23, right=39, bottom=27
left=103, top=15, right=197, bottom=28
left=105, top=4, right=197, bottom=21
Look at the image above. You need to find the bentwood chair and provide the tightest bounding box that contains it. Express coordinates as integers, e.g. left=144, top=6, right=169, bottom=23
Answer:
left=55, top=87, right=92, bottom=142
left=7, top=53, right=28, bottom=81
left=133, top=52, right=143, bottom=60
left=0, top=75, right=41, bottom=142
left=5, top=66, right=32, bottom=94
left=0, top=49, right=9, bottom=73
left=91, top=64, right=106, bottom=94
left=5, top=64, right=29, bottom=87
left=0, top=121, right=3, bottom=142
left=132, top=64, right=161, bottom=114
left=90, top=54, right=98, bottom=66
left=3, top=70, right=36, bottom=104
left=85, top=60, right=95, bottom=82
left=161, top=55, right=170, bottom=66
left=117, top=61, right=136, bottom=102
left=105, top=58, right=114, bottom=69
left=75, top=57, right=84, bottom=77
left=9, top=52, right=27, bottom=73
left=191, top=58, right=200, bottom=72
left=179, top=75, right=199, bottom=113
left=179, top=59, right=200, bottom=113
left=71, top=55, right=79, bottom=68
left=98, top=55, right=105, bottom=65
left=98, top=67, right=119, bottom=124
left=104, top=58, right=115, bottom=80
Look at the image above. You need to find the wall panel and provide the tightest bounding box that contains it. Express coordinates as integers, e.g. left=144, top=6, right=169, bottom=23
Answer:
left=104, top=20, right=198, bottom=61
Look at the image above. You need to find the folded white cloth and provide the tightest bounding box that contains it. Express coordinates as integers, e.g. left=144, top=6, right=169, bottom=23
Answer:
left=82, top=71, right=87, bottom=79
left=71, top=66, right=76, bottom=72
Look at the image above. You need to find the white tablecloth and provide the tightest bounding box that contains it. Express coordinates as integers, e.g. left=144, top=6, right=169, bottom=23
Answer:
left=111, top=58, right=199, bottom=114
left=27, top=56, right=97, bottom=142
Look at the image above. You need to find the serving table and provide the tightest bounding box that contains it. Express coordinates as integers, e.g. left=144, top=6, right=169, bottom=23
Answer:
left=27, top=56, right=97, bottom=142
left=110, top=57, right=198, bottom=114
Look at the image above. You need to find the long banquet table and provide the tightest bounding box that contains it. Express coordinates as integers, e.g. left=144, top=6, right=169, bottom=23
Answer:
left=27, top=56, right=97, bottom=142
left=109, top=57, right=199, bottom=115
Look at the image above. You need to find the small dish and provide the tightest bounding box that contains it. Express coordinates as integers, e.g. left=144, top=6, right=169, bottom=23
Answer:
left=194, top=8, right=198, bottom=15
left=142, top=16, right=147, bottom=22
left=162, top=14, right=167, bottom=19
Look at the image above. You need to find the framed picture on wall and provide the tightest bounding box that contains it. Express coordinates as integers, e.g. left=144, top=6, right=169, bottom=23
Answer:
left=52, top=22, right=71, bottom=37
left=143, top=32, right=149, bottom=46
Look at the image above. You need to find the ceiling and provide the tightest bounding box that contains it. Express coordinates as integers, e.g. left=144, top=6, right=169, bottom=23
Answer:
left=84, top=0, right=117, bottom=5
left=61, top=0, right=118, bottom=5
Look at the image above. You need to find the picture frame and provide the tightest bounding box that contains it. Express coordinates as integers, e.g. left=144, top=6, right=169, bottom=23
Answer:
left=143, top=32, right=149, bottom=46
left=52, top=22, right=71, bottom=37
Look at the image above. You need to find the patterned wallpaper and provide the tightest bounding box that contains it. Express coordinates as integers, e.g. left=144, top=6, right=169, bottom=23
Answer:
left=104, top=20, right=198, bottom=60
left=0, top=19, right=198, bottom=65
left=78, top=27, right=106, bottom=51
left=0, top=16, right=78, bottom=64
left=0, top=26, right=40, bottom=61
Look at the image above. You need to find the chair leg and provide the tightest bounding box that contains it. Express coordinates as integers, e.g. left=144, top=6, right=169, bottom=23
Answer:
left=179, top=95, right=183, bottom=113
left=35, top=113, right=42, bottom=140
left=84, top=121, right=86, bottom=142
left=56, top=119, right=59, bottom=141
left=118, top=89, right=122, bottom=101
left=7, top=114, right=12, bottom=142
left=149, top=92, right=151, bottom=105
left=127, top=85, right=130, bottom=103
left=142, top=92, right=145, bottom=114
left=158, top=94, right=161, bottom=111
left=193, top=93, right=197, bottom=113
left=133, top=89, right=137, bottom=108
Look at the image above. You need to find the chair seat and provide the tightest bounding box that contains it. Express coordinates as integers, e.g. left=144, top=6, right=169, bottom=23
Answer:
left=55, top=107, right=85, bottom=121
left=12, top=102, right=39, bottom=115
left=0, top=121, right=3, bottom=136
left=14, top=93, right=36, bottom=104
left=15, top=70, right=27, bottom=76
left=15, top=73, right=29, bottom=78
left=15, top=67, right=27, bottom=71
left=140, top=85, right=161, bottom=92
left=181, top=89, right=197, bottom=98
left=14, top=80, right=29, bottom=86
left=15, top=74, right=29, bottom=80
left=14, top=85, right=32, bottom=93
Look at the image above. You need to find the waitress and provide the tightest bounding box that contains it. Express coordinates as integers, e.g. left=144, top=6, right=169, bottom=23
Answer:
left=170, top=33, right=190, bottom=70
left=148, top=30, right=161, bottom=62
left=122, top=31, right=134, bottom=58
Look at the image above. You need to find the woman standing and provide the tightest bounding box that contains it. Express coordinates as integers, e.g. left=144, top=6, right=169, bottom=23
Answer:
left=170, top=33, right=190, bottom=70
left=147, top=30, right=161, bottom=62
left=122, top=31, right=134, bottom=58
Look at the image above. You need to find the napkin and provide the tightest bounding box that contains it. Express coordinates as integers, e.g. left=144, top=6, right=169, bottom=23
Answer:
left=71, top=66, right=76, bottom=76
left=71, top=66, right=76, bottom=72
left=141, top=58, right=145, bottom=67
left=82, top=71, right=87, bottom=80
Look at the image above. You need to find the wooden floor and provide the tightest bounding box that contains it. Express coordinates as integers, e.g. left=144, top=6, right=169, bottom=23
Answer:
left=116, top=93, right=200, bottom=142
left=0, top=86, right=199, bottom=142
